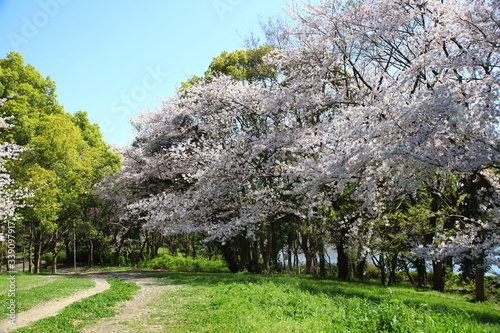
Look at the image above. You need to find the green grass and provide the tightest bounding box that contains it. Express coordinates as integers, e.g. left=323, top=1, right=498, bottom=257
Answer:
left=14, top=278, right=140, bottom=333
left=148, top=273, right=500, bottom=332
left=0, top=273, right=95, bottom=319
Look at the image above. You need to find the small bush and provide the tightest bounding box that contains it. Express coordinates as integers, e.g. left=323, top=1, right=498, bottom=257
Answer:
left=41, top=251, right=67, bottom=264
left=146, top=254, right=229, bottom=273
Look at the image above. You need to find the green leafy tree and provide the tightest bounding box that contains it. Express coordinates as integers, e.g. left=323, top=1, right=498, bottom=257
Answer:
left=180, top=45, right=277, bottom=91
left=0, top=52, right=120, bottom=273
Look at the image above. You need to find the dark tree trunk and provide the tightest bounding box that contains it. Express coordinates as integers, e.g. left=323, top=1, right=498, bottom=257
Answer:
left=239, top=236, right=250, bottom=271
left=317, top=235, right=326, bottom=277
left=301, top=234, right=316, bottom=275
left=432, top=260, right=446, bottom=292
left=388, top=254, right=398, bottom=286
left=28, top=228, right=33, bottom=273
left=220, top=243, right=239, bottom=273
left=88, top=239, right=94, bottom=267
left=429, top=185, right=446, bottom=292
left=33, top=231, right=42, bottom=274
left=372, top=254, right=387, bottom=285
left=474, top=249, right=487, bottom=302
left=336, top=234, right=349, bottom=280
left=113, top=245, right=122, bottom=267
left=65, top=239, right=71, bottom=265
left=462, top=173, right=489, bottom=302
left=286, top=229, right=295, bottom=272
left=250, top=240, right=260, bottom=273
left=415, top=258, right=427, bottom=287
left=260, top=224, right=272, bottom=270
left=355, top=256, right=366, bottom=280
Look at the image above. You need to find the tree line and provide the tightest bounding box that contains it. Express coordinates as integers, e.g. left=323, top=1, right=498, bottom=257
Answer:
left=0, top=0, right=499, bottom=303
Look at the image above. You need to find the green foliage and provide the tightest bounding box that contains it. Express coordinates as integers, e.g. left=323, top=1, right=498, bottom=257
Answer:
left=145, top=254, right=229, bottom=273
left=14, top=278, right=140, bottom=333
left=152, top=273, right=500, bottom=332
left=0, top=274, right=94, bottom=319
left=207, top=45, right=277, bottom=83
left=0, top=52, right=121, bottom=271
left=0, top=52, right=63, bottom=145
left=180, top=45, right=277, bottom=92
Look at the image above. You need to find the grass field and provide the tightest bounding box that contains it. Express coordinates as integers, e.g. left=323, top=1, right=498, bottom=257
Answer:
left=148, top=273, right=500, bottom=333
left=2, top=271, right=499, bottom=332
left=0, top=273, right=95, bottom=319
left=14, top=278, right=140, bottom=333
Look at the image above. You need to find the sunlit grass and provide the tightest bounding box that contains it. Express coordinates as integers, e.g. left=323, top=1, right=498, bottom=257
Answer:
left=0, top=273, right=95, bottom=319
left=150, top=273, right=500, bottom=332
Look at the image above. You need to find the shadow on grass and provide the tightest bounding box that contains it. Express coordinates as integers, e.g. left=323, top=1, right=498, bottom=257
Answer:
left=158, top=272, right=500, bottom=327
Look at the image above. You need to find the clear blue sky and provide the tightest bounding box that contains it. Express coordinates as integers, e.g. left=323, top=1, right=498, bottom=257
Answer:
left=0, top=0, right=296, bottom=146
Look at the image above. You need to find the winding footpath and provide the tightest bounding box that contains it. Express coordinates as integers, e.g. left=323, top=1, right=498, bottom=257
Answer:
left=0, top=277, right=111, bottom=333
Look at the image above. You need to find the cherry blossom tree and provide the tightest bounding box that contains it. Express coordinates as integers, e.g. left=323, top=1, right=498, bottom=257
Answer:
left=112, top=0, right=499, bottom=296
left=278, top=0, right=500, bottom=298
left=0, top=98, right=29, bottom=225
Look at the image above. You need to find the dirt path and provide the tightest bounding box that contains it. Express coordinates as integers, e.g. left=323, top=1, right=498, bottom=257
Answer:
left=80, top=270, right=179, bottom=333
left=0, top=277, right=111, bottom=332
left=0, top=269, right=177, bottom=333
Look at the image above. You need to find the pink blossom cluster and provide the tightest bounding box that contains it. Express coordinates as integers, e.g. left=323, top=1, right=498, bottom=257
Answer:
left=0, top=98, right=31, bottom=224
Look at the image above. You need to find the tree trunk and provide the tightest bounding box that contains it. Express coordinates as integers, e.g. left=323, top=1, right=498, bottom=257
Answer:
left=250, top=240, right=260, bottom=273
left=379, top=255, right=386, bottom=285
left=317, top=235, right=326, bottom=277
left=301, top=234, right=316, bottom=275
left=28, top=228, right=33, bottom=273
left=388, top=253, right=398, bottom=286
left=220, top=242, right=239, bottom=273
left=239, top=236, right=250, bottom=271
left=432, top=260, right=446, bottom=292
left=474, top=250, right=487, bottom=302
left=33, top=244, right=41, bottom=274
left=260, top=224, right=272, bottom=271
left=113, top=248, right=121, bottom=267
left=429, top=184, right=446, bottom=292
left=65, top=239, right=71, bottom=265
left=287, top=230, right=295, bottom=272
left=403, top=260, right=416, bottom=285
left=415, top=258, right=427, bottom=287
left=33, top=231, right=42, bottom=274
left=138, top=236, right=147, bottom=262
left=337, top=232, right=349, bottom=280
left=192, top=234, right=196, bottom=259
left=355, top=256, right=366, bottom=280
left=88, top=239, right=94, bottom=268
left=51, top=253, right=57, bottom=274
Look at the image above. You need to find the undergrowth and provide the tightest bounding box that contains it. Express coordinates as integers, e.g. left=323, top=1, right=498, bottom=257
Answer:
left=143, top=254, right=229, bottom=273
